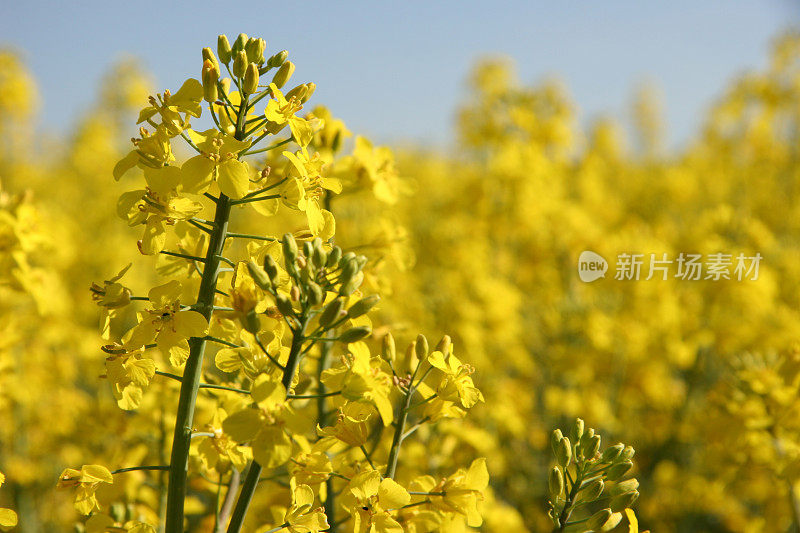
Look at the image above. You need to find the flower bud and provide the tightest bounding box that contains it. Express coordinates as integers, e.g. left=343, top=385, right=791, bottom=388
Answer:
left=202, top=48, right=220, bottom=73
left=610, top=490, right=639, bottom=511
left=202, top=60, right=219, bottom=103
left=243, top=63, right=259, bottom=94
left=601, top=443, right=624, bottom=463
left=610, top=478, right=639, bottom=496
left=382, top=332, right=396, bottom=362
left=586, top=509, right=613, bottom=531
left=217, top=35, right=232, bottom=63
left=619, top=446, right=635, bottom=462
left=339, top=326, right=371, bottom=344
left=404, top=341, right=419, bottom=374
left=347, top=294, right=380, bottom=320
left=339, top=271, right=364, bottom=296
left=232, top=33, right=249, bottom=53
left=326, top=246, right=342, bottom=268
left=282, top=233, right=298, bottom=263
left=271, top=61, right=295, bottom=89
left=582, top=479, right=604, bottom=501
left=606, top=460, right=633, bottom=481
left=263, top=255, right=280, bottom=284
left=586, top=435, right=601, bottom=458
left=267, top=50, right=288, bottom=68
left=579, top=427, right=595, bottom=452
left=308, top=281, right=324, bottom=306
left=598, top=512, right=623, bottom=532
left=415, top=334, right=429, bottom=359
left=548, top=467, right=563, bottom=498
left=556, top=437, right=572, bottom=467
left=275, top=294, right=294, bottom=317
left=247, top=260, right=271, bottom=290
left=233, top=51, right=248, bottom=79
left=550, top=429, right=564, bottom=455
left=245, top=37, right=266, bottom=64
left=319, top=298, right=345, bottom=328
left=435, top=335, right=452, bottom=356
left=290, top=285, right=301, bottom=302
left=570, top=418, right=585, bottom=443
left=301, top=82, right=316, bottom=103
left=244, top=309, right=261, bottom=334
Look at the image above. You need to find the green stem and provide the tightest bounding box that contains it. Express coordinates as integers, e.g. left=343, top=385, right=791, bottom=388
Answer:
left=385, top=386, right=414, bottom=479
left=557, top=463, right=584, bottom=532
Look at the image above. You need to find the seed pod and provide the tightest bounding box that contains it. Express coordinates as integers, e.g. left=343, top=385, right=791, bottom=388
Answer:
left=586, top=509, right=612, bottom=531
left=556, top=437, right=572, bottom=467
left=415, top=334, right=429, bottom=359
left=247, top=260, right=271, bottom=290
left=347, top=294, right=380, bottom=319
left=382, top=332, right=396, bottom=362
left=610, top=490, right=639, bottom=511
left=243, top=63, right=259, bottom=94
left=244, top=309, right=261, bottom=334
left=275, top=293, right=294, bottom=317
left=548, top=467, right=563, bottom=498
left=232, top=33, right=249, bottom=53
left=202, top=47, right=219, bottom=72
left=272, top=61, right=295, bottom=89
left=339, top=326, right=371, bottom=344
left=551, top=429, right=564, bottom=456
left=601, top=443, right=624, bottom=463
left=217, top=35, right=232, bottom=63
left=582, top=479, right=604, bottom=501
left=267, top=50, right=288, bottom=69
left=435, top=335, right=452, bottom=356
left=606, top=460, right=633, bottom=481
left=282, top=233, right=298, bottom=263
left=326, top=246, right=342, bottom=268
left=263, top=255, right=279, bottom=284
left=570, top=418, right=585, bottom=443
left=307, top=281, right=324, bottom=306
left=245, top=37, right=266, bottom=64
left=232, top=50, right=248, bottom=78
left=319, top=298, right=345, bottom=328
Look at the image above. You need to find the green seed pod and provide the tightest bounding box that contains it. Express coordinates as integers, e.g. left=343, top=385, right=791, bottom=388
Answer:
left=570, top=418, right=585, bottom=443
left=610, top=478, right=639, bottom=496
left=245, top=37, right=266, bottom=64
left=271, top=61, right=295, bottom=89
left=233, top=50, right=248, bottom=79
left=275, top=293, right=294, bottom=317
left=610, top=490, right=639, bottom=511
left=587, top=435, right=601, bottom=458
left=551, top=429, right=564, bottom=456
left=347, top=294, right=380, bottom=319
left=263, top=255, right=279, bottom=284
left=244, top=309, right=261, bottom=334
left=435, top=335, right=452, bottom=356
left=339, top=326, right=371, bottom=344
left=548, top=467, right=563, bottom=498
left=601, top=443, right=625, bottom=463
left=326, top=246, right=342, bottom=268
left=415, top=334, right=429, bottom=359
left=319, top=298, right=345, bottom=328
left=217, top=35, right=232, bottom=64
left=586, top=509, right=612, bottom=531
left=243, top=63, right=259, bottom=94
left=247, top=260, right=271, bottom=290
left=382, top=332, right=396, bottom=362
left=606, top=460, right=633, bottom=481
left=556, top=437, right=572, bottom=467
left=282, top=233, right=298, bottom=263
left=202, top=48, right=220, bottom=73
left=267, top=49, right=288, bottom=69
left=582, top=479, right=604, bottom=501
left=232, top=33, right=249, bottom=53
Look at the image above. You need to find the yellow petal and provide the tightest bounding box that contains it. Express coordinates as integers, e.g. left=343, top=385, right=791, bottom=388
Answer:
left=218, top=159, right=250, bottom=199
left=181, top=155, right=215, bottom=194
left=378, top=478, right=411, bottom=509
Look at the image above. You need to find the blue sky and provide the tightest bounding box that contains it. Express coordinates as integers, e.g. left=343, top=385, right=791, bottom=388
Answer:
left=3, top=1, right=799, bottom=150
